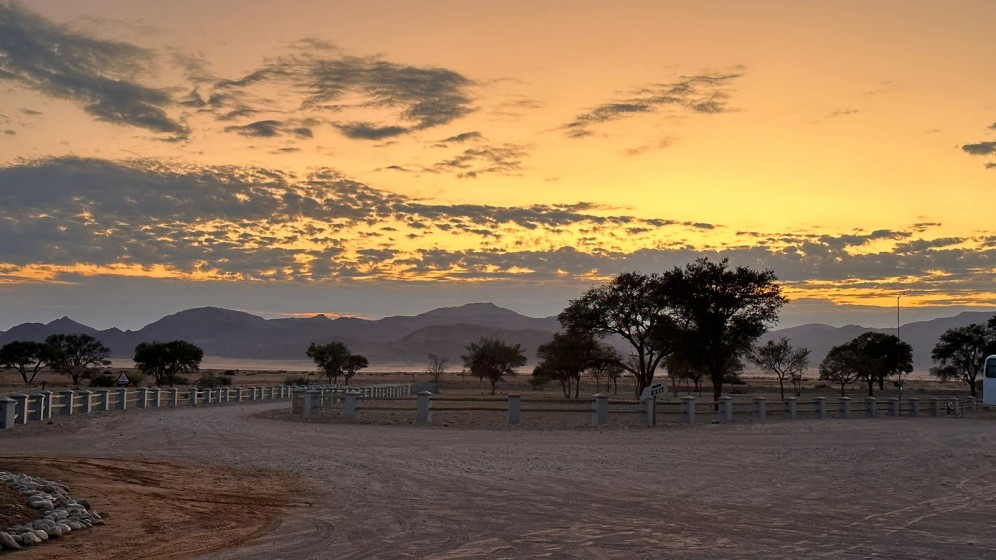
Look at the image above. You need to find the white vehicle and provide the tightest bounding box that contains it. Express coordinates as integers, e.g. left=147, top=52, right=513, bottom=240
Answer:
left=984, top=355, right=996, bottom=406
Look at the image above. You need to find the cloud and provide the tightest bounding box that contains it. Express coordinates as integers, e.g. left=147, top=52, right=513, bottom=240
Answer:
left=961, top=141, right=996, bottom=156
left=0, top=3, right=186, bottom=137
left=426, top=143, right=527, bottom=178
left=439, top=131, right=482, bottom=144
left=563, top=71, right=743, bottom=138
left=333, top=122, right=408, bottom=140
left=223, top=119, right=313, bottom=139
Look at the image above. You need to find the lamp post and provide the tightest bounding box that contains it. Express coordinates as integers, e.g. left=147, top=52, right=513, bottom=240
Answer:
left=896, top=293, right=904, bottom=413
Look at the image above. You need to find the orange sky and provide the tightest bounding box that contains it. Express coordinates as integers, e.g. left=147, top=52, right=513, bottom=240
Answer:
left=1, top=0, right=994, bottom=329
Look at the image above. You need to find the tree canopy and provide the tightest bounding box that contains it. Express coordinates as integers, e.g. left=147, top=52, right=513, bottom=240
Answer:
left=930, top=318, right=996, bottom=397
left=342, top=354, right=369, bottom=385
left=133, top=340, right=204, bottom=386
left=45, top=333, right=112, bottom=388
left=461, top=337, right=527, bottom=395
left=306, top=341, right=350, bottom=384
left=535, top=331, right=620, bottom=398
left=820, top=332, right=912, bottom=397
left=751, top=337, right=809, bottom=400
left=0, top=340, right=53, bottom=385
left=818, top=345, right=864, bottom=396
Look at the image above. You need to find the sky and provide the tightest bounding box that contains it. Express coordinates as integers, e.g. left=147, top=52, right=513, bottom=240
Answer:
left=1, top=0, right=995, bottom=331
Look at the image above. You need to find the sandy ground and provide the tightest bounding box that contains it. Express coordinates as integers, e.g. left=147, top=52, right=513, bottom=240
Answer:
left=2, top=400, right=996, bottom=559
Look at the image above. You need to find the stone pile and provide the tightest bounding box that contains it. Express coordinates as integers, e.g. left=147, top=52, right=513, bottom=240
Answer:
left=0, top=471, right=103, bottom=551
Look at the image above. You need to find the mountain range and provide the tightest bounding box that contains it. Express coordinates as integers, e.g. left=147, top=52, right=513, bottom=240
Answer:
left=1, top=303, right=993, bottom=372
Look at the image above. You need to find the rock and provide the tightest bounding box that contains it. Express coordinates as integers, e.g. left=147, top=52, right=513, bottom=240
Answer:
left=0, top=532, right=21, bottom=551
left=30, top=529, right=48, bottom=541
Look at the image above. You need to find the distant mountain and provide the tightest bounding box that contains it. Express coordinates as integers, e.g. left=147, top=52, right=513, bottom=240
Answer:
left=1, top=305, right=992, bottom=371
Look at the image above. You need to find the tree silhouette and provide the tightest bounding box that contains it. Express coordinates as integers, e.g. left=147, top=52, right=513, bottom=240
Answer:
left=461, top=337, right=526, bottom=395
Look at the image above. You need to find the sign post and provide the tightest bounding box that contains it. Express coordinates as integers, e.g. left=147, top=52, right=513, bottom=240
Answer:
left=116, top=373, right=130, bottom=387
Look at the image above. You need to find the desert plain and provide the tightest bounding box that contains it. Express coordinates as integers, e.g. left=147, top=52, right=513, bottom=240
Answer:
left=1, top=369, right=995, bottom=559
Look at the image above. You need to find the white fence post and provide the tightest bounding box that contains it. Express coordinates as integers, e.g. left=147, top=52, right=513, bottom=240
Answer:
left=60, top=390, right=76, bottom=415
left=137, top=387, right=148, bottom=409
left=681, top=395, right=696, bottom=423
left=642, top=396, right=655, bottom=427
left=344, top=390, right=360, bottom=420
left=10, top=394, right=28, bottom=425
left=785, top=397, right=797, bottom=420
left=508, top=394, right=521, bottom=426
left=908, top=397, right=919, bottom=417
left=930, top=398, right=941, bottom=417
left=717, top=396, right=733, bottom=424
left=416, top=391, right=433, bottom=423
left=117, top=387, right=128, bottom=410
left=865, top=397, right=876, bottom=418
left=29, top=393, right=46, bottom=421
left=0, top=397, right=16, bottom=429
left=753, top=396, right=766, bottom=422
left=887, top=398, right=899, bottom=417
left=95, top=389, right=110, bottom=412
left=189, top=388, right=198, bottom=407
left=79, top=390, right=93, bottom=414
left=592, top=394, right=609, bottom=427
left=838, top=397, right=850, bottom=419
left=814, top=396, right=826, bottom=419
left=41, top=390, right=53, bottom=419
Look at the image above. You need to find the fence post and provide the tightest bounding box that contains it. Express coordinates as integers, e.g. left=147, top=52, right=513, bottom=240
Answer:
left=236, top=387, right=244, bottom=403
left=681, top=395, right=696, bottom=423
left=189, top=388, right=198, bottom=407
left=0, top=398, right=16, bottom=429
left=753, top=396, right=766, bottom=423
left=95, top=389, right=110, bottom=412
left=29, top=393, right=46, bottom=421
left=887, top=398, right=899, bottom=417
left=416, top=391, right=433, bottom=423
left=78, top=390, right=93, bottom=414
left=642, top=396, right=655, bottom=427
left=507, top=394, right=521, bottom=426
left=908, top=397, right=919, bottom=417
left=717, top=396, right=733, bottom=424
left=593, top=394, right=609, bottom=427
left=117, top=387, right=128, bottom=410
left=814, top=396, right=826, bottom=419
left=344, top=390, right=360, bottom=421
left=865, top=397, right=876, bottom=418
left=59, top=390, right=75, bottom=415
left=137, top=387, right=148, bottom=409
left=838, top=397, right=850, bottom=419
left=10, top=394, right=28, bottom=425
left=965, top=398, right=976, bottom=415
left=150, top=387, right=161, bottom=408
left=303, top=389, right=319, bottom=417
left=930, top=398, right=941, bottom=417
left=168, top=388, right=178, bottom=406
left=785, top=397, right=797, bottom=420
left=41, top=390, right=53, bottom=419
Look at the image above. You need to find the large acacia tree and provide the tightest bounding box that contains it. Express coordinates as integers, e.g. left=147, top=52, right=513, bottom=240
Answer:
left=661, top=258, right=786, bottom=402
left=535, top=331, right=620, bottom=398
left=46, top=333, right=112, bottom=388
left=134, top=340, right=204, bottom=386
left=930, top=319, right=996, bottom=397
left=559, top=271, right=676, bottom=395
left=823, top=332, right=913, bottom=397
left=0, top=340, right=53, bottom=385
left=306, top=341, right=350, bottom=384
left=461, top=337, right=526, bottom=395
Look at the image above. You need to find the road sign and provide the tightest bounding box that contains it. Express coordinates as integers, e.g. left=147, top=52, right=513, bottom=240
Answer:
left=116, top=373, right=130, bottom=387
left=640, top=383, right=667, bottom=400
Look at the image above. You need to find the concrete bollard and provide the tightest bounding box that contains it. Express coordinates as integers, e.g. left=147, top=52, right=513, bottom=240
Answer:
left=117, top=387, right=128, bottom=410
left=865, top=397, right=876, bottom=418
left=0, top=398, right=15, bottom=429
left=593, top=394, right=609, bottom=427
left=785, top=397, right=797, bottom=420
left=508, top=394, right=521, bottom=426
left=189, top=388, right=199, bottom=406
left=887, top=398, right=899, bottom=417
left=60, top=390, right=76, bottom=415
left=642, top=397, right=655, bottom=427
left=930, top=398, right=941, bottom=417
left=9, top=394, right=28, bottom=425
left=96, top=389, right=110, bottom=412
left=908, top=397, right=919, bottom=417
left=717, top=396, right=733, bottom=424
left=137, top=387, right=148, bottom=409
left=682, top=395, right=696, bottom=424
left=965, top=398, right=976, bottom=415
left=236, top=387, right=244, bottom=403
left=416, top=391, right=433, bottom=423
left=838, top=397, right=850, bottom=419
left=344, top=390, right=360, bottom=421
left=753, top=397, right=766, bottom=423
left=168, top=388, right=179, bottom=406
left=28, top=393, right=46, bottom=422
left=39, top=390, right=53, bottom=419
left=303, top=389, right=320, bottom=417
left=78, top=390, right=93, bottom=414
left=149, top=388, right=161, bottom=408
left=814, top=396, right=827, bottom=419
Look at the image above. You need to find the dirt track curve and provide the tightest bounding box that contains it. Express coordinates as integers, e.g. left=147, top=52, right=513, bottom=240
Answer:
left=2, top=402, right=996, bottom=559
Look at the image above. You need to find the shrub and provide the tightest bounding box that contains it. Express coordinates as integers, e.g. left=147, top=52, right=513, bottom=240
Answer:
left=222, top=369, right=237, bottom=376
left=196, top=373, right=232, bottom=388
left=284, top=375, right=310, bottom=386
left=89, top=374, right=116, bottom=387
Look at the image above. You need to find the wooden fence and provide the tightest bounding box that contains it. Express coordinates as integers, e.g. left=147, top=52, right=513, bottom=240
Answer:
left=0, top=385, right=293, bottom=429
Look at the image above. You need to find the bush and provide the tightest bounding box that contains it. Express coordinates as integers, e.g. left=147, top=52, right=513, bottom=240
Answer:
left=196, top=373, right=232, bottom=388
left=89, top=374, right=116, bottom=387
left=284, top=375, right=310, bottom=386
left=222, top=369, right=237, bottom=376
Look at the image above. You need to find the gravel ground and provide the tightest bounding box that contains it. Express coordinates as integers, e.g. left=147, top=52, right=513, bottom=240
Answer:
left=2, top=401, right=996, bottom=559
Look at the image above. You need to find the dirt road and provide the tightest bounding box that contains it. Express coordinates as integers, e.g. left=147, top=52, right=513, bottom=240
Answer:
left=2, top=403, right=995, bottom=559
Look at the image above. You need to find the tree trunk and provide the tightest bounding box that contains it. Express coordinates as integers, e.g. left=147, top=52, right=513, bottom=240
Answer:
left=840, top=383, right=846, bottom=397
left=867, top=378, right=874, bottom=397
left=778, top=377, right=785, bottom=401
left=574, top=375, right=580, bottom=399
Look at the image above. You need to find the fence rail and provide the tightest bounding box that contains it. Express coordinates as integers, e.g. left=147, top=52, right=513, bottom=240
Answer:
left=0, top=385, right=295, bottom=430
left=292, top=390, right=979, bottom=427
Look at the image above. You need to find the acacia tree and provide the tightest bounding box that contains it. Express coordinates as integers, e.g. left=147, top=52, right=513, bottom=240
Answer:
left=133, top=340, right=204, bottom=386
left=559, top=272, right=676, bottom=396
left=819, top=346, right=864, bottom=396
left=306, top=341, right=350, bottom=384
left=844, top=332, right=913, bottom=396
left=661, top=258, right=786, bottom=402
left=751, top=337, right=810, bottom=400
left=45, top=333, right=112, bottom=388
left=426, top=353, right=448, bottom=392
left=930, top=320, right=996, bottom=397
left=461, top=337, right=527, bottom=395
left=0, top=341, right=53, bottom=385
left=342, top=354, right=369, bottom=385
left=535, top=332, right=620, bottom=398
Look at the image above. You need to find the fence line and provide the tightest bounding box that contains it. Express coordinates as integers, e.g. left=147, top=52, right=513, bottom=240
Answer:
left=0, top=385, right=295, bottom=430
left=292, top=390, right=979, bottom=427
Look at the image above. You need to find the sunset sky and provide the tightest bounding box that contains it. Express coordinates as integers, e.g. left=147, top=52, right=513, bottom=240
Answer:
left=1, top=0, right=995, bottom=331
